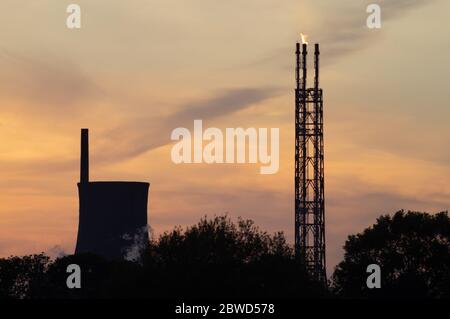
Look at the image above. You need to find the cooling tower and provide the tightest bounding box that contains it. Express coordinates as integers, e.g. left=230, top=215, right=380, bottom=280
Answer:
left=75, top=129, right=150, bottom=259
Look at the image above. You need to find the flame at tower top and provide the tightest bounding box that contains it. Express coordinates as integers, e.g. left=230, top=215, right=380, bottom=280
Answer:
left=300, top=33, right=309, bottom=45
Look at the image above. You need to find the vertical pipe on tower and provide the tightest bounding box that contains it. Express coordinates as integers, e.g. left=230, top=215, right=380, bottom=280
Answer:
left=314, top=44, right=319, bottom=89
left=301, top=44, right=307, bottom=90
left=300, top=43, right=307, bottom=251
left=313, top=43, right=320, bottom=271
left=80, top=128, right=89, bottom=183
left=296, top=43, right=300, bottom=90
left=295, top=43, right=300, bottom=257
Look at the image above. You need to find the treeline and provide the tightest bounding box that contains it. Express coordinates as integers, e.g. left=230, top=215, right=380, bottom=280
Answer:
left=0, top=211, right=449, bottom=299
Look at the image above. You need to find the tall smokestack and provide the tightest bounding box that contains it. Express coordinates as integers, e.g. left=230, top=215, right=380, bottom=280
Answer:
left=80, top=128, right=89, bottom=183
left=296, top=43, right=300, bottom=90
left=295, top=39, right=326, bottom=283
left=314, top=43, right=320, bottom=90
left=301, top=43, right=307, bottom=90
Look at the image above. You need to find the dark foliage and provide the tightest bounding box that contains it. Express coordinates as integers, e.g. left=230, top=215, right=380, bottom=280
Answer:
left=332, top=210, right=450, bottom=298
left=0, top=254, right=50, bottom=299
left=0, top=215, right=327, bottom=299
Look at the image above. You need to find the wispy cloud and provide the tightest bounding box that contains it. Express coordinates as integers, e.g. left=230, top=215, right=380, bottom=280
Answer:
left=317, top=0, right=436, bottom=64
left=248, top=0, right=437, bottom=69
left=0, top=87, right=281, bottom=174
left=0, top=49, right=101, bottom=116
left=96, top=87, right=282, bottom=162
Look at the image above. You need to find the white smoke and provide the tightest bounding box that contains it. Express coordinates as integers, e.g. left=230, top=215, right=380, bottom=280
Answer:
left=122, top=225, right=151, bottom=262
left=46, top=245, right=68, bottom=260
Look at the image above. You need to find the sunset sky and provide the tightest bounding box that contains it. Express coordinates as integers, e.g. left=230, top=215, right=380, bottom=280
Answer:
left=0, top=0, right=449, bottom=274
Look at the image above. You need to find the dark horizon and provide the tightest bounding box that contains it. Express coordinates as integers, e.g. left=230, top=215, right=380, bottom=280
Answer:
left=0, top=0, right=449, bottom=278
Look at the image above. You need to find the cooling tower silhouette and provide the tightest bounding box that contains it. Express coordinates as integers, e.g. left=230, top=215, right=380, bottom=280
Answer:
left=75, top=129, right=150, bottom=259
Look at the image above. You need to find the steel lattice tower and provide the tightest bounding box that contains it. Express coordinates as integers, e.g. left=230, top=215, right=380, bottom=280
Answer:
left=295, top=42, right=326, bottom=283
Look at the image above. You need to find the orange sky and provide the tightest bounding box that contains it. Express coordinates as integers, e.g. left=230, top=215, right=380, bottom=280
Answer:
left=0, top=0, right=449, bottom=274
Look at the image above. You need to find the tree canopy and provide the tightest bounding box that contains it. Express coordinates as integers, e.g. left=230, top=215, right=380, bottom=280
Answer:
left=0, top=215, right=327, bottom=299
left=3, top=211, right=449, bottom=299
left=332, top=210, right=450, bottom=298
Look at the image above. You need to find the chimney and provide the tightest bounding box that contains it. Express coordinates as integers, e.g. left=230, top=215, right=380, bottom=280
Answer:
left=301, top=43, right=307, bottom=91
left=314, top=43, right=320, bottom=90
left=80, top=128, right=89, bottom=183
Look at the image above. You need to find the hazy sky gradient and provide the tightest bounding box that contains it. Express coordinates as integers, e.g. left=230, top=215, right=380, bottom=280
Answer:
left=0, top=0, right=449, bottom=274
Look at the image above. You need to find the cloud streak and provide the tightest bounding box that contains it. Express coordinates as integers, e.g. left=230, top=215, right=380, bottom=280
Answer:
left=0, top=87, right=281, bottom=175
left=0, top=49, right=102, bottom=116
left=317, top=0, right=437, bottom=64
left=246, top=0, right=438, bottom=69
left=97, top=87, right=282, bottom=162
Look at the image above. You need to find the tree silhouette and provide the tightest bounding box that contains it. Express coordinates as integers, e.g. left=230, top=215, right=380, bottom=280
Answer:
left=332, top=210, right=450, bottom=298
left=0, top=215, right=328, bottom=299
left=143, top=215, right=326, bottom=298
left=0, top=254, right=50, bottom=299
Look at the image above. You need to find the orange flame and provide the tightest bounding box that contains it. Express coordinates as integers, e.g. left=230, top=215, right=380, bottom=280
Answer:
left=300, top=33, right=309, bottom=45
